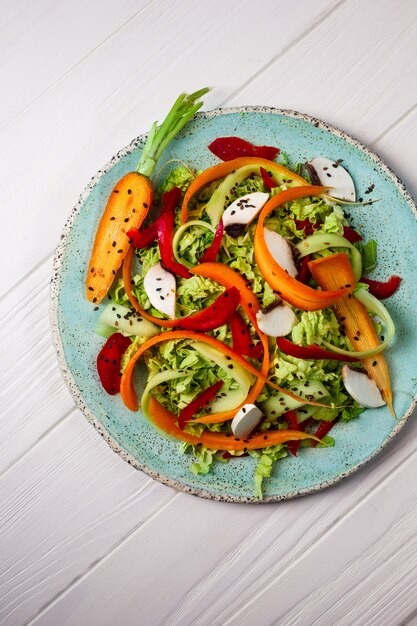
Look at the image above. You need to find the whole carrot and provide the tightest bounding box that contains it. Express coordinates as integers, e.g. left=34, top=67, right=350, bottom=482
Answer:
left=86, top=88, right=209, bottom=304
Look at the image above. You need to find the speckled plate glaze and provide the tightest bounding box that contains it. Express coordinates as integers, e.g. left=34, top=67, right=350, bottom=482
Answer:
left=51, top=106, right=417, bottom=503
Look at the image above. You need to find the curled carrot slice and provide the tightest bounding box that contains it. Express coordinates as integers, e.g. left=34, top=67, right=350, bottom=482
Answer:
left=180, top=156, right=307, bottom=223
left=254, top=186, right=354, bottom=310
left=148, top=397, right=321, bottom=450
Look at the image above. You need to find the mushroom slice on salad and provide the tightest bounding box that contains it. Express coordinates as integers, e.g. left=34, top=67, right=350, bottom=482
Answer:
left=231, top=404, right=264, bottom=438
left=342, top=365, right=386, bottom=408
left=223, top=192, right=269, bottom=237
left=256, top=300, right=297, bottom=337
left=143, top=262, right=176, bottom=319
left=263, top=229, right=298, bottom=277
left=306, top=157, right=356, bottom=201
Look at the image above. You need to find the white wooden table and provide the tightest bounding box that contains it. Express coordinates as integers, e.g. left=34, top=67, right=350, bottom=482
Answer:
left=1, top=1, right=417, bottom=624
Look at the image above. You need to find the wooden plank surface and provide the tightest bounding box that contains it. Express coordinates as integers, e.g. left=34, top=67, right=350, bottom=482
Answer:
left=1, top=0, right=416, bottom=624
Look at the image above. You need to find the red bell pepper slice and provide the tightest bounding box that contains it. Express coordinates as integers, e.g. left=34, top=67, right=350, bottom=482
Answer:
left=127, top=221, right=158, bottom=249
left=178, top=380, right=224, bottom=430
left=260, top=166, right=276, bottom=191
left=277, top=337, right=359, bottom=362
left=311, top=420, right=336, bottom=447
left=177, top=287, right=240, bottom=331
left=230, top=311, right=264, bottom=360
left=157, top=186, right=191, bottom=279
left=343, top=226, right=363, bottom=243
left=123, top=247, right=240, bottom=332
left=97, top=333, right=132, bottom=395
left=208, top=136, right=280, bottom=162
left=294, top=219, right=320, bottom=236
left=360, top=275, right=401, bottom=300
left=297, top=255, right=312, bottom=284
left=200, top=219, right=224, bottom=263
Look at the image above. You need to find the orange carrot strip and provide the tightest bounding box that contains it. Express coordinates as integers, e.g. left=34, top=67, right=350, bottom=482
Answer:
left=190, top=263, right=269, bottom=424
left=148, top=397, right=321, bottom=450
left=180, top=156, right=308, bottom=223
left=254, top=186, right=354, bottom=310
left=120, top=330, right=332, bottom=413
left=86, top=173, right=152, bottom=304
left=309, top=252, right=394, bottom=414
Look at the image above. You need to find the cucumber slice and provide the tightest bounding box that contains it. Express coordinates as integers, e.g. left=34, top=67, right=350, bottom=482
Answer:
left=295, top=233, right=362, bottom=282
left=192, top=341, right=252, bottom=412
left=172, top=220, right=216, bottom=268
left=97, top=303, right=159, bottom=338
left=141, top=369, right=190, bottom=419
left=262, top=380, right=329, bottom=420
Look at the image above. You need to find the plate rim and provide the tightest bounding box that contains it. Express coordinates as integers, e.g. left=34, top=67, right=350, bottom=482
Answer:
left=50, top=105, right=417, bottom=503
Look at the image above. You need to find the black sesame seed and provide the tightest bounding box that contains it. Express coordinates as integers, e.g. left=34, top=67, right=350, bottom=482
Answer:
left=127, top=189, right=132, bottom=194
left=88, top=286, right=94, bottom=291
left=112, top=241, right=116, bottom=247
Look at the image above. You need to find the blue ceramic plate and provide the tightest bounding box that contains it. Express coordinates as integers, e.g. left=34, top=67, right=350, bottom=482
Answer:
left=51, top=107, right=417, bottom=502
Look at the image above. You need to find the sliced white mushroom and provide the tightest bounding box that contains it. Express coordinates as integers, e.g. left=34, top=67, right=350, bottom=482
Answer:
left=256, top=300, right=297, bottom=337
left=143, top=262, right=176, bottom=319
left=263, top=229, right=298, bottom=277
left=223, top=192, right=269, bottom=236
left=342, top=365, right=386, bottom=408
left=231, top=404, right=264, bottom=438
left=306, top=157, right=356, bottom=201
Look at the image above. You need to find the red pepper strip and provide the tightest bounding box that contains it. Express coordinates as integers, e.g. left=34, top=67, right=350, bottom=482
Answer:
left=277, top=337, right=359, bottom=362
left=97, top=333, right=132, bottom=395
left=157, top=186, right=191, bottom=279
left=297, top=255, right=312, bottom=284
left=200, top=219, right=224, bottom=263
left=230, top=311, right=264, bottom=360
left=175, top=287, right=240, bottom=331
left=208, top=137, right=280, bottom=162
left=166, top=286, right=239, bottom=332
left=123, top=247, right=238, bottom=331
left=127, top=221, right=158, bottom=249
left=284, top=410, right=301, bottom=457
left=343, top=226, right=363, bottom=243
left=260, top=166, right=276, bottom=191
left=178, top=381, right=224, bottom=430
left=294, top=219, right=320, bottom=236
left=360, top=275, right=402, bottom=300
left=311, top=420, right=336, bottom=447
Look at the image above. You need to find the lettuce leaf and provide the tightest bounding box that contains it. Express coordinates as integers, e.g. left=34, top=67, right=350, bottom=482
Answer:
left=248, top=445, right=288, bottom=499
left=156, top=165, right=196, bottom=199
